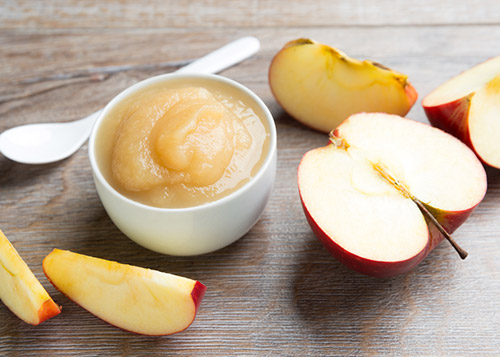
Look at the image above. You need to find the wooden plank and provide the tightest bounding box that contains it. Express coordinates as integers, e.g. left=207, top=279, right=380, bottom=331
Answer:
left=1, top=0, right=500, bottom=29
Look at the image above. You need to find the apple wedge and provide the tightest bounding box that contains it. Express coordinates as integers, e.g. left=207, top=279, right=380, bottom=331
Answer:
left=298, top=113, right=486, bottom=277
left=269, top=38, right=418, bottom=132
left=0, top=229, right=61, bottom=325
left=43, top=249, right=206, bottom=335
left=423, top=54, right=500, bottom=169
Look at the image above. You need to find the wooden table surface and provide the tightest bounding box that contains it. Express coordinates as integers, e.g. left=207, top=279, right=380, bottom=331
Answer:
left=1, top=1, right=499, bottom=355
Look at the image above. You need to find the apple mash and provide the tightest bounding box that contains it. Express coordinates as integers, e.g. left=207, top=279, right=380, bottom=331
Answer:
left=96, top=78, right=269, bottom=208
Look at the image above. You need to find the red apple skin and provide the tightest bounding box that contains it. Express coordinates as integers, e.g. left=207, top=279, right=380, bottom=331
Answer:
left=424, top=94, right=500, bottom=169
left=299, top=188, right=482, bottom=278
left=424, top=202, right=477, bottom=236
left=423, top=96, right=475, bottom=152
left=37, top=299, right=62, bottom=325
left=405, top=82, right=419, bottom=110
left=191, top=281, right=207, bottom=312
left=300, top=196, right=430, bottom=278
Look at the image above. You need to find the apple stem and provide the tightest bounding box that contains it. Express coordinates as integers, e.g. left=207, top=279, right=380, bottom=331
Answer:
left=411, top=198, right=468, bottom=259
left=329, top=131, right=349, bottom=149
left=373, top=163, right=468, bottom=260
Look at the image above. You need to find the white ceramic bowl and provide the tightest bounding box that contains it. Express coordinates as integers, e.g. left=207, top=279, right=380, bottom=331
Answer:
left=88, top=73, right=276, bottom=256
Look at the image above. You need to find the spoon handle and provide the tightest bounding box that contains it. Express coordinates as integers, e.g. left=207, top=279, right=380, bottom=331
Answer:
left=175, top=36, right=260, bottom=75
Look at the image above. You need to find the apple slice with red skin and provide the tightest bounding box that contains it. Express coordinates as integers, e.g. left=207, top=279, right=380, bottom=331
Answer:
left=43, top=249, right=206, bottom=335
left=269, top=38, right=418, bottom=133
left=423, top=55, right=500, bottom=169
left=0, top=229, right=61, bottom=325
left=298, top=113, right=487, bottom=277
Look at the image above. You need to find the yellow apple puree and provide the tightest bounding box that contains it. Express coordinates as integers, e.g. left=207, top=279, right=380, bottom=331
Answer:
left=95, top=78, right=269, bottom=208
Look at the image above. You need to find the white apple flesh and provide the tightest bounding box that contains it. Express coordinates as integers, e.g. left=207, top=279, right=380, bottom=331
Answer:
left=269, top=38, right=418, bottom=133
left=0, top=229, right=61, bottom=325
left=298, top=113, right=487, bottom=277
left=423, top=55, right=500, bottom=169
left=43, top=249, right=206, bottom=335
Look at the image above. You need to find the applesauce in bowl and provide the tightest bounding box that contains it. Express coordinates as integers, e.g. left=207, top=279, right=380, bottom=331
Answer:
left=89, top=73, right=276, bottom=256
left=95, top=77, right=270, bottom=208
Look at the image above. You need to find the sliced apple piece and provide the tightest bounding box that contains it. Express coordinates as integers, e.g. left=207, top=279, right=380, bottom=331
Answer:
left=423, top=55, right=500, bottom=168
left=0, top=229, right=61, bottom=325
left=43, top=249, right=206, bottom=335
left=298, top=113, right=487, bottom=277
left=269, top=38, right=418, bottom=132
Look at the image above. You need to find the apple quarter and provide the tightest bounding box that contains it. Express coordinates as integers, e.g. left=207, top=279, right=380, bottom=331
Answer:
left=423, top=54, right=500, bottom=169
left=269, top=38, right=417, bottom=133
left=0, top=229, right=61, bottom=325
left=43, top=249, right=206, bottom=336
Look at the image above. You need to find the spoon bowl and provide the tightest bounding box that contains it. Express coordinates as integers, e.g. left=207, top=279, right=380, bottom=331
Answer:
left=0, top=36, right=260, bottom=164
left=0, top=112, right=99, bottom=164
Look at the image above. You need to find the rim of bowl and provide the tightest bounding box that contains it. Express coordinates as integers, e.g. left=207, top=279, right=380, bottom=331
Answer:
left=88, top=72, right=277, bottom=213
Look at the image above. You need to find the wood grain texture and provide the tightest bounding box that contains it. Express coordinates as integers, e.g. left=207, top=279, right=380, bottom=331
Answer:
left=2, top=0, right=500, bottom=28
left=1, top=1, right=500, bottom=355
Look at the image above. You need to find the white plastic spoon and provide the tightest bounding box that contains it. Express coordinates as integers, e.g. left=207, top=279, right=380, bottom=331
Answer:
left=0, top=36, right=260, bottom=164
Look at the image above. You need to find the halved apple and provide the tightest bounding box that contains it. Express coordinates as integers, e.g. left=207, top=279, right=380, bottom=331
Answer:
left=0, top=229, right=61, bottom=325
left=43, top=249, right=206, bottom=335
left=268, top=38, right=418, bottom=132
left=423, top=54, right=500, bottom=169
left=298, top=113, right=487, bottom=277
